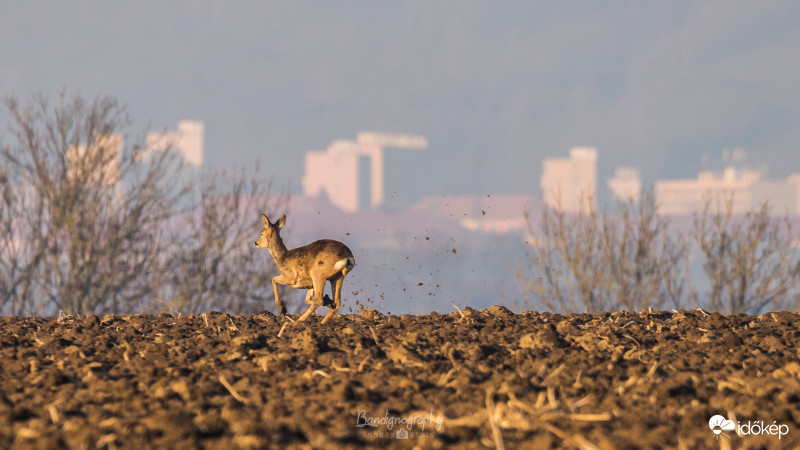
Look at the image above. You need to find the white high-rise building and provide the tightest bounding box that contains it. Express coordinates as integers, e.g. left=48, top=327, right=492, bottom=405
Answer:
left=144, top=120, right=204, bottom=166
left=790, top=175, right=800, bottom=215
left=304, top=140, right=362, bottom=212
left=66, top=134, right=123, bottom=187
left=540, top=147, right=597, bottom=212
left=655, top=167, right=798, bottom=216
left=303, top=132, right=428, bottom=212
left=608, top=167, right=641, bottom=203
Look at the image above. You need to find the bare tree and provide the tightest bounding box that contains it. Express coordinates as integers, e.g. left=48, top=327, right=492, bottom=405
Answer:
left=0, top=92, right=287, bottom=315
left=0, top=164, right=20, bottom=312
left=154, top=165, right=288, bottom=314
left=692, top=198, right=800, bottom=314
left=516, top=191, right=689, bottom=313
left=516, top=198, right=607, bottom=313
left=0, top=92, right=188, bottom=314
left=601, top=192, right=688, bottom=310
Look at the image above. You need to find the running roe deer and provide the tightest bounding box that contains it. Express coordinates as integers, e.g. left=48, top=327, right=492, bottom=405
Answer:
left=255, top=214, right=355, bottom=324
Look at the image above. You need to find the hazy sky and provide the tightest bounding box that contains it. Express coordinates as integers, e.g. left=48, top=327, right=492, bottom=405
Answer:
left=2, top=1, right=799, bottom=205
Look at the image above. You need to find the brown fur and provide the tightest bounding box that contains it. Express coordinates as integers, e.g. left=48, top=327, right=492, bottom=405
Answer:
left=255, top=214, right=354, bottom=324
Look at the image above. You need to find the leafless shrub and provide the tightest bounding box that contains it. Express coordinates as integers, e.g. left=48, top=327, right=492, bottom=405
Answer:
left=516, top=192, right=689, bottom=313
left=0, top=164, right=20, bottom=312
left=153, top=166, right=289, bottom=314
left=517, top=198, right=606, bottom=312
left=0, top=91, right=286, bottom=315
left=0, top=92, right=180, bottom=314
left=692, top=197, right=800, bottom=314
left=601, top=192, right=688, bottom=311
left=518, top=189, right=799, bottom=314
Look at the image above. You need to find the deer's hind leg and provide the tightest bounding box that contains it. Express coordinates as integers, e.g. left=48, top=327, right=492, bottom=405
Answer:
left=306, top=288, right=333, bottom=307
left=321, top=273, right=345, bottom=324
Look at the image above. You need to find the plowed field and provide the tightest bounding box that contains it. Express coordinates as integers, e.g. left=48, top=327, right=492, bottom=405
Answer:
left=1, top=307, right=798, bottom=449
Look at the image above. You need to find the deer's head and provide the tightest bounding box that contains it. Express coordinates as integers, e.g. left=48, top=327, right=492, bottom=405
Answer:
left=255, top=213, right=286, bottom=248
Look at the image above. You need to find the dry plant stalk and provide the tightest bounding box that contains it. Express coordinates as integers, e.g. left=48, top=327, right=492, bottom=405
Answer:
left=218, top=375, right=248, bottom=404
left=369, top=325, right=381, bottom=347
left=448, top=366, right=609, bottom=449
left=357, top=355, right=371, bottom=372
left=485, top=390, right=505, bottom=450
left=277, top=322, right=289, bottom=338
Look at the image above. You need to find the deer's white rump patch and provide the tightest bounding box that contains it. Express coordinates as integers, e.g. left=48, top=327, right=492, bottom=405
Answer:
left=335, top=257, right=355, bottom=272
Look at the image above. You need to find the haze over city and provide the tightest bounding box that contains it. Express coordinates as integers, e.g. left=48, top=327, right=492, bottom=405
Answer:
left=2, top=1, right=799, bottom=207
left=4, top=5, right=800, bottom=447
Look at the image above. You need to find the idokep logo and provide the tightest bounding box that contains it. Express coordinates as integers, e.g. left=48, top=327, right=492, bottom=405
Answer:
left=708, top=415, right=736, bottom=440
left=709, top=414, right=790, bottom=441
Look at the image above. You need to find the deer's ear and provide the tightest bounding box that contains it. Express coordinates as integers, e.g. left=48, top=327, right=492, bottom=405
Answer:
left=277, top=214, right=286, bottom=229
left=262, top=214, right=270, bottom=227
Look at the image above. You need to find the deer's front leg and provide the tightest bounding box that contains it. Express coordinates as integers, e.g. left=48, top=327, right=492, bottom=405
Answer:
left=272, top=277, right=287, bottom=315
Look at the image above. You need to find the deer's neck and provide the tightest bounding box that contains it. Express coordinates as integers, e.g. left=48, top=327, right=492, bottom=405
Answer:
left=269, top=236, right=289, bottom=263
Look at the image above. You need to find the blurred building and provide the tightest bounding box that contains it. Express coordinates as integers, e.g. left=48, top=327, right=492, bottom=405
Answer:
left=304, top=140, right=361, bottom=212
left=303, top=132, right=428, bottom=212
left=791, top=174, right=800, bottom=213
left=608, top=167, right=641, bottom=203
left=66, top=134, right=123, bottom=187
left=655, top=167, right=799, bottom=216
left=540, top=147, right=597, bottom=212
left=144, top=120, right=204, bottom=166
left=410, top=194, right=536, bottom=235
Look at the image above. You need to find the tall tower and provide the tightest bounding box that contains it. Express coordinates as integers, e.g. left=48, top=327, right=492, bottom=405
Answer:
left=304, top=140, right=361, bottom=212
left=144, top=120, right=204, bottom=167
left=66, top=134, right=123, bottom=187
left=303, top=132, right=428, bottom=212
left=176, top=121, right=204, bottom=166
left=540, top=147, right=597, bottom=212
left=354, top=132, right=428, bottom=209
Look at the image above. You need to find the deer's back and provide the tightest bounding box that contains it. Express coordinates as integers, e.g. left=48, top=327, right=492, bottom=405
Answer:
left=288, top=239, right=354, bottom=272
